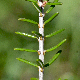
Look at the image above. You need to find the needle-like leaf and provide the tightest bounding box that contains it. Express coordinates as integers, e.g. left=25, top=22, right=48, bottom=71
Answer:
left=44, top=12, right=59, bottom=25
left=15, top=32, right=37, bottom=38
left=14, top=48, right=37, bottom=52
left=47, top=2, right=62, bottom=5
left=46, top=5, right=55, bottom=14
left=16, top=58, right=38, bottom=68
left=32, top=2, right=41, bottom=13
left=48, top=50, right=62, bottom=65
left=43, top=63, right=49, bottom=67
left=18, top=18, right=38, bottom=24
left=32, top=31, right=42, bottom=37
left=46, top=39, right=66, bottom=52
left=36, top=59, right=44, bottom=68
left=45, top=29, right=65, bottom=38
left=25, top=0, right=37, bottom=3
left=44, top=50, right=62, bottom=67
left=46, top=0, right=61, bottom=14
left=30, top=78, right=39, bottom=80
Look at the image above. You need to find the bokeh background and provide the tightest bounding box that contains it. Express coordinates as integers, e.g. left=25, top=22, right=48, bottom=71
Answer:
left=0, top=0, right=80, bottom=80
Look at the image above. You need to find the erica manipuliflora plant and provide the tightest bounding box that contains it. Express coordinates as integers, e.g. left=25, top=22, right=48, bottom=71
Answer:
left=14, top=0, right=66, bottom=80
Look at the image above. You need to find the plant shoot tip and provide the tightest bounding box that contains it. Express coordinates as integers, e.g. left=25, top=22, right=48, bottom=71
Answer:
left=56, top=12, right=59, bottom=14
left=65, top=39, right=67, bottom=41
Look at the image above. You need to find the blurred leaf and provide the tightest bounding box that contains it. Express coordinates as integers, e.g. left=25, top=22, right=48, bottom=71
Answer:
left=16, top=58, right=38, bottom=67
left=58, top=78, right=61, bottom=80
left=32, top=31, right=42, bottom=37
left=25, top=0, right=37, bottom=3
left=30, top=78, right=39, bottom=80
left=44, top=50, right=62, bottom=67
left=14, top=48, right=37, bottom=52
left=47, top=2, right=62, bottom=5
left=15, top=32, right=37, bottom=38
left=32, top=2, right=41, bottom=13
left=44, top=12, right=59, bottom=25
left=36, top=59, right=44, bottom=68
left=46, top=39, right=66, bottom=52
left=18, top=18, right=38, bottom=24
left=46, top=5, right=55, bottom=14
left=45, top=29, right=65, bottom=38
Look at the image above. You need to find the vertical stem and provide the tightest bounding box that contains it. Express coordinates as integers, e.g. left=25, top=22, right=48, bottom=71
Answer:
left=38, top=4, right=44, bottom=80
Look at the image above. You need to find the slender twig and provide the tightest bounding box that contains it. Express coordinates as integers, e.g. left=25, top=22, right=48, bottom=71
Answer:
left=38, top=1, right=44, bottom=80
left=15, top=0, right=66, bottom=80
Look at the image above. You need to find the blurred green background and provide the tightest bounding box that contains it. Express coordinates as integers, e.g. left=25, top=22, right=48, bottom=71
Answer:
left=0, top=0, right=80, bottom=80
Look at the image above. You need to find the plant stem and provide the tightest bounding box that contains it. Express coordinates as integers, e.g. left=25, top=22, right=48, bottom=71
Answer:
left=38, top=4, right=44, bottom=80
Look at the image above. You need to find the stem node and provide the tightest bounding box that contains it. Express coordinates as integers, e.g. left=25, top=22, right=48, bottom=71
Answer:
left=38, top=51, right=41, bottom=55
left=40, top=13, right=43, bottom=17
left=40, top=36, right=43, bottom=40
left=42, top=24, right=44, bottom=28
left=40, top=68, right=44, bottom=72
left=38, top=24, right=40, bottom=28
left=43, top=51, right=46, bottom=55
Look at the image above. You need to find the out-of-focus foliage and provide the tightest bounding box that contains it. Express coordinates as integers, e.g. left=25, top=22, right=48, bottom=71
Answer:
left=0, top=0, right=80, bottom=80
